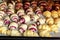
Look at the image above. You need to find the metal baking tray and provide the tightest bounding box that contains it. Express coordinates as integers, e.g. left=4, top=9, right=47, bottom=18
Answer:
left=0, top=0, right=60, bottom=37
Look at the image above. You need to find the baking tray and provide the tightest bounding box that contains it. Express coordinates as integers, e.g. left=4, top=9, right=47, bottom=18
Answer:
left=0, top=0, right=60, bottom=37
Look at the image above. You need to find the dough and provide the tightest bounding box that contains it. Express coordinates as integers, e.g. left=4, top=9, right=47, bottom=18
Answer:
left=0, top=11, right=6, bottom=18
left=57, top=10, right=60, bottom=17
left=21, top=15, right=30, bottom=23
left=0, top=20, right=4, bottom=27
left=28, top=24, right=37, bottom=32
left=49, top=24, right=58, bottom=33
left=19, top=24, right=28, bottom=33
left=4, top=16, right=10, bottom=25
left=31, top=14, right=39, bottom=22
left=51, top=10, right=58, bottom=18
left=37, top=18, right=46, bottom=25
left=38, top=24, right=51, bottom=32
left=46, top=18, right=54, bottom=24
left=43, top=11, right=51, bottom=18
left=0, top=27, right=8, bottom=35
left=9, top=22, right=18, bottom=30
left=23, top=30, right=39, bottom=37
left=11, top=30, right=22, bottom=36
left=8, top=3, right=14, bottom=9
left=7, top=9, right=14, bottom=15
left=17, top=9, right=25, bottom=16
left=39, top=30, right=51, bottom=37
left=10, top=14, right=19, bottom=22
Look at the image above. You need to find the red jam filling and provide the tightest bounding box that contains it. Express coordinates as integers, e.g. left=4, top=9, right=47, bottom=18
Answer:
left=19, top=18, right=25, bottom=24
left=36, top=10, right=42, bottom=14
left=12, top=16, right=18, bottom=22
left=4, top=19, right=10, bottom=25
left=29, top=28, right=37, bottom=32
left=19, top=27, right=25, bottom=33
left=10, top=26, right=16, bottom=29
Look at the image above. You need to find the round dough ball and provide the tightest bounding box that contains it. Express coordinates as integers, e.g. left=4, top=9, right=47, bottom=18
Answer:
left=10, top=14, right=19, bottom=22
left=39, top=30, right=51, bottom=37
left=54, top=18, right=60, bottom=24
left=19, top=24, right=28, bottom=33
left=23, top=30, right=39, bottom=37
left=9, top=22, right=18, bottom=30
left=31, top=14, right=39, bottom=22
left=0, top=11, right=6, bottom=18
left=11, top=30, right=22, bottom=36
left=0, top=2, right=7, bottom=10
left=28, top=24, right=37, bottom=32
left=38, top=24, right=51, bottom=31
left=37, top=18, right=46, bottom=25
left=54, top=18, right=60, bottom=28
left=6, top=30, right=11, bottom=36
left=17, top=9, right=25, bottom=16
left=7, top=9, right=14, bottom=15
left=26, top=7, right=33, bottom=13
left=46, top=18, right=54, bottom=25
left=27, top=12, right=34, bottom=16
left=17, top=9, right=24, bottom=13
left=21, top=15, right=31, bottom=23
left=43, top=11, right=51, bottom=18
left=57, top=10, right=60, bottom=17
left=8, top=3, right=14, bottom=9
left=4, top=16, right=10, bottom=26
left=0, top=27, right=8, bottom=35
left=0, top=20, right=4, bottom=27
left=49, top=24, right=58, bottom=33
left=51, top=10, right=58, bottom=18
